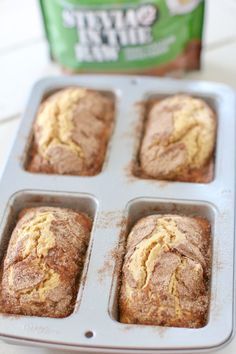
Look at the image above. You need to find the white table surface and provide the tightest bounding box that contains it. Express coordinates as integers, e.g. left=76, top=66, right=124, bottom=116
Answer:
left=0, top=0, right=236, bottom=353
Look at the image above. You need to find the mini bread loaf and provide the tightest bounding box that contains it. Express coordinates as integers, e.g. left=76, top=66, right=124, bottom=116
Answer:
left=119, top=214, right=211, bottom=328
left=28, top=87, right=114, bottom=175
left=1, top=207, right=91, bottom=318
left=139, top=95, right=216, bottom=182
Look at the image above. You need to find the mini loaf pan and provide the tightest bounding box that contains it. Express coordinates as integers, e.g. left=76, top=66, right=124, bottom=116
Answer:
left=0, top=76, right=235, bottom=353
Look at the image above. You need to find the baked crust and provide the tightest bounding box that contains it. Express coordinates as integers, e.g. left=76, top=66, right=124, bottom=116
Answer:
left=27, top=88, right=114, bottom=175
left=1, top=207, right=91, bottom=318
left=119, top=214, right=211, bottom=328
left=139, top=95, right=216, bottom=182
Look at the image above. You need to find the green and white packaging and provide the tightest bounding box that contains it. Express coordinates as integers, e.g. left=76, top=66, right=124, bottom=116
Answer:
left=39, top=0, right=205, bottom=75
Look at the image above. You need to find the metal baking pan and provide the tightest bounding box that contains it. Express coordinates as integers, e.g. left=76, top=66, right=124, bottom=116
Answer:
left=0, top=76, right=235, bottom=353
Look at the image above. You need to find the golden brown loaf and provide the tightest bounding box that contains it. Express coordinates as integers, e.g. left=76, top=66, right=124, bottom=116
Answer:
left=28, top=87, right=114, bottom=175
left=119, top=214, right=211, bottom=328
left=139, top=95, right=216, bottom=182
left=1, top=207, right=91, bottom=318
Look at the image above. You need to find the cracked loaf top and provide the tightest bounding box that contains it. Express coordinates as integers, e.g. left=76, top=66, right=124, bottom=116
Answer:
left=28, top=87, right=114, bottom=175
left=140, top=95, right=216, bottom=182
left=1, top=207, right=91, bottom=318
left=119, top=214, right=211, bottom=328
